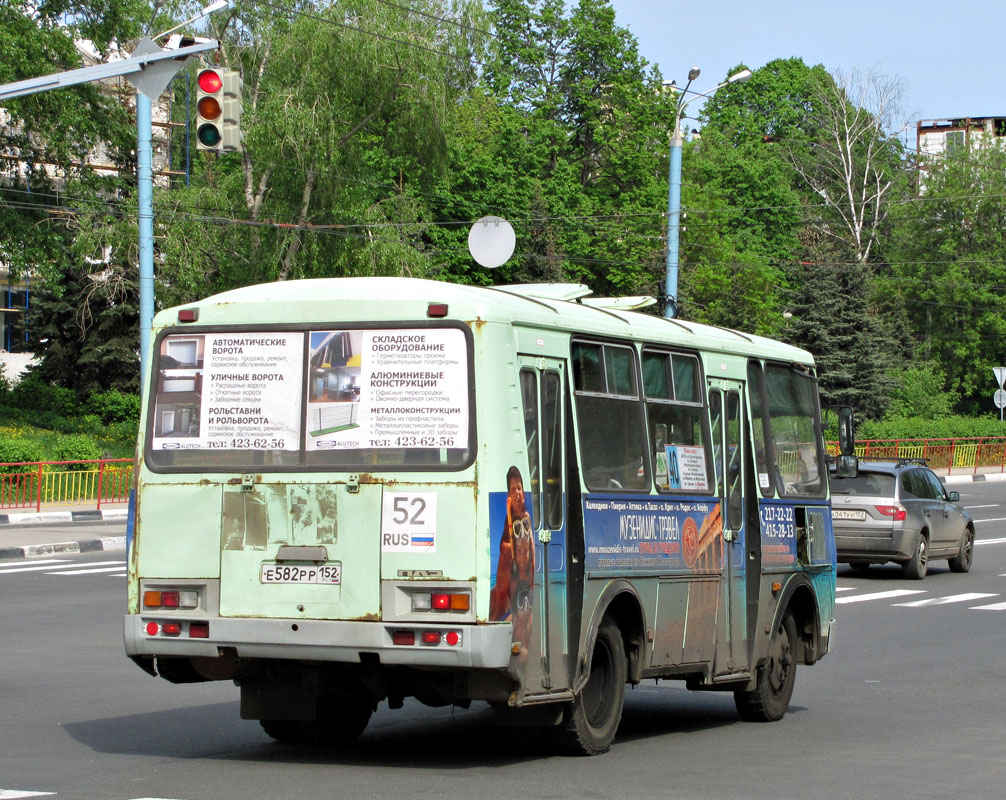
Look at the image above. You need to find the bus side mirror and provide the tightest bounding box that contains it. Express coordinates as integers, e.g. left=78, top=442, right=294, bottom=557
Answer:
left=834, top=454, right=858, bottom=479
left=837, top=406, right=856, bottom=457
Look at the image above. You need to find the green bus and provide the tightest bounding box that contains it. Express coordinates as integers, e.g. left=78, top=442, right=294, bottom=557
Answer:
left=125, top=277, right=839, bottom=755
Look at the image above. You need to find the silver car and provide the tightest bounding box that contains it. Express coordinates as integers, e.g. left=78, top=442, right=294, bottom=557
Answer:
left=830, top=460, right=975, bottom=579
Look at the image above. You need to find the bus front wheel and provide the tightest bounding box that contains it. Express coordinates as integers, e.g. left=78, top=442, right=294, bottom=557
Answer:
left=734, top=611, right=797, bottom=722
left=556, top=619, right=626, bottom=755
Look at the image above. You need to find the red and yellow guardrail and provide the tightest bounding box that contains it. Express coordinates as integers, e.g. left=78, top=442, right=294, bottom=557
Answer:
left=0, top=459, right=133, bottom=511
left=827, top=437, right=1006, bottom=475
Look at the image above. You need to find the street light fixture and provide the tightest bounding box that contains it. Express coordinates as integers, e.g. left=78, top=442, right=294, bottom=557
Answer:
left=663, top=66, right=752, bottom=318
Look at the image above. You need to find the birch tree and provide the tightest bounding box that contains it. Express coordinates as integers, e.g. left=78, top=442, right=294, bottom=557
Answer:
left=789, top=68, right=908, bottom=263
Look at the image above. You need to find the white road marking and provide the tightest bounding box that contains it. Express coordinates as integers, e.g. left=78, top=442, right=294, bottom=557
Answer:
left=974, top=518, right=1006, bottom=524
left=47, top=565, right=127, bottom=576
left=0, top=560, right=122, bottom=574
left=893, top=593, right=998, bottom=607
left=976, top=537, right=1006, bottom=545
left=0, top=559, right=69, bottom=569
left=836, top=589, right=927, bottom=604
left=971, top=601, right=1006, bottom=611
left=836, top=586, right=856, bottom=592
left=0, top=791, right=56, bottom=799
left=966, top=504, right=1000, bottom=509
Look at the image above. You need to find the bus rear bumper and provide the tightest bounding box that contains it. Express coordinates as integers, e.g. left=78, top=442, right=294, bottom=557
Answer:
left=124, top=614, right=513, bottom=669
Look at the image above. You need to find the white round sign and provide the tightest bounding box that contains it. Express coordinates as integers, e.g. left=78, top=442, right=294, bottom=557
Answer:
left=995, top=389, right=1006, bottom=409
left=468, top=216, right=515, bottom=269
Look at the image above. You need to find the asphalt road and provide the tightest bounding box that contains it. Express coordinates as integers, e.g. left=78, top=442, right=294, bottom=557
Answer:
left=2, top=482, right=1005, bottom=799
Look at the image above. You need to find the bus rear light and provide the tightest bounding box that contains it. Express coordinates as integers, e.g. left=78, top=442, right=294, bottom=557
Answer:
left=392, top=630, right=415, bottom=646
left=427, top=303, right=448, bottom=318
left=445, top=631, right=460, bottom=646
left=161, top=622, right=182, bottom=636
left=143, top=589, right=199, bottom=609
left=431, top=593, right=450, bottom=610
left=189, top=622, right=210, bottom=639
left=145, top=621, right=159, bottom=636
left=177, top=308, right=199, bottom=322
left=421, top=631, right=441, bottom=645
left=876, top=504, right=907, bottom=521
left=414, top=591, right=470, bottom=612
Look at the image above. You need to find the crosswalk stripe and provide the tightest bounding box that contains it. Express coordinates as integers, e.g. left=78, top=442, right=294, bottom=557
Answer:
left=0, top=559, right=69, bottom=569
left=47, top=565, right=127, bottom=576
left=0, top=791, right=56, bottom=798
left=893, top=593, right=998, bottom=607
left=835, top=587, right=856, bottom=592
left=971, top=601, right=1006, bottom=611
left=835, top=589, right=926, bottom=604
left=0, top=560, right=122, bottom=574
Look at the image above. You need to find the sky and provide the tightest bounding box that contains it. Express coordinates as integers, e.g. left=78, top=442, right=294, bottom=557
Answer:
left=608, top=0, right=1002, bottom=145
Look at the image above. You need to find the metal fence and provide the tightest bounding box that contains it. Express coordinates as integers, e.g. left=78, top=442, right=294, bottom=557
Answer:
left=0, top=459, right=133, bottom=511
left=827, top=437, right=1006, bottom=475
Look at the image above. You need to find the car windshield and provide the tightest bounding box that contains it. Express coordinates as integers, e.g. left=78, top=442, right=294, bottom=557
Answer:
left=830, top=471, right=895, bottom=496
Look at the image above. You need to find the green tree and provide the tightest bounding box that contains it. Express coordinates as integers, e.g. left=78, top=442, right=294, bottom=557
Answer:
left=885, top=142, right=1006, bottom=412
left=679, top=58, right=829, bottom=333
left=885, top=363, right=959, bottom=419
left=432, top=0, right=671, bottom=295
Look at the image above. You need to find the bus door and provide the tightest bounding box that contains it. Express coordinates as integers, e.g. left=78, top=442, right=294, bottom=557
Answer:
left=708, top=380, right=749, bottom=676
left=517, top=358, right=569, bottom=694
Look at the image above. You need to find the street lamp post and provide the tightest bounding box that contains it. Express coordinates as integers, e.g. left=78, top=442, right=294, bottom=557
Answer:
left=663, top=66, right=752, bottom=318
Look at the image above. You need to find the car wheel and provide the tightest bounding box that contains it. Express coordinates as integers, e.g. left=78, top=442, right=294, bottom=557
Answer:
left=948, top=527, right=974, bottom=573
left=735, top=612, right=798, bottom=722
left=902, top=533, right=928, bottom=580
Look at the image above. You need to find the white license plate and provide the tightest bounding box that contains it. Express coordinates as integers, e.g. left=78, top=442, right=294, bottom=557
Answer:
left=260, top=564, right=342, bottom=585
left=832, top=509, right=866, bottom=521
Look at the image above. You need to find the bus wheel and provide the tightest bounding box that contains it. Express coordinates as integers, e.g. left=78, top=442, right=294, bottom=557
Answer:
left=556, top=619, right=626, bottom=755
left=734, top=612, right=797, bottom=722
left=260, top=694, right=372, bottom=745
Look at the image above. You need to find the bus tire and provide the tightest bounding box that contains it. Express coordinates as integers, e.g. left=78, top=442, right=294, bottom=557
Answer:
left=556, top=619, right=626, bottom=755
left=260, top=694, right=372, bottom=745
left=734, top=611, right=797, bottom=723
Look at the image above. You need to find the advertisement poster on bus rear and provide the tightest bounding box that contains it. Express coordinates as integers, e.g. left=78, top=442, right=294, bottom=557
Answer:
left=151, top=333, right=304, bottom=451
left=305, top=327, right=469, bottom=451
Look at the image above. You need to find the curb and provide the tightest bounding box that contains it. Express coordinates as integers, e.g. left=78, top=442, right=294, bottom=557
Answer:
left=0, top=508, right=128, bottom=526
left=943, top=473, right=1006, bottom=485
left=0, top=535, right=126, bottom=561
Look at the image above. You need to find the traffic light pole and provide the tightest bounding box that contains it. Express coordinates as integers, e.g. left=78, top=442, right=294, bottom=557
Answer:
left=137, top=92, right=155, bottom=385
left=0, top=35, right=218, bottom=391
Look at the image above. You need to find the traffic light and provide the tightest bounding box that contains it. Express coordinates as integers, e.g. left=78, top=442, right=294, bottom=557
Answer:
left=195, top=66, right=242, bottom=153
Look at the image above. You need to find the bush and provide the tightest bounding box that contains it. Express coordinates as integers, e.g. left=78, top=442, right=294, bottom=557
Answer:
left=50, top=434, right=103, bottom=465
left=0, top=438, right=46, bottom=471
left=9, top=375, right=78, bottom=416
left=86, top=390, right=141, bottom=425
left=857, top=415, right=1006, bottom=441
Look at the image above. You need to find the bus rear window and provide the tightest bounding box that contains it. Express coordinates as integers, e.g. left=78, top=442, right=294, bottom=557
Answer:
left=147, top=326, right=473, bottom=471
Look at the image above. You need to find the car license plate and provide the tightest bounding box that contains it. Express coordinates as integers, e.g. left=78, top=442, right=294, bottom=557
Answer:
left=832, top=509, right=866, bottom=521
left=260, top=563, right=342, bottom=585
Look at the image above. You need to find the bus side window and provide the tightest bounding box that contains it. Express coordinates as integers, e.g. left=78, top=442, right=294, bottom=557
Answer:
left=644, top=350, right=712, bottom=493
left=572, top=341, right=648, bottom=491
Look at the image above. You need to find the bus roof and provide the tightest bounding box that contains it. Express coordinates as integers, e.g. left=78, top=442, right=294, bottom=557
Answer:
left=157, top=277, right=814, bottom=366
